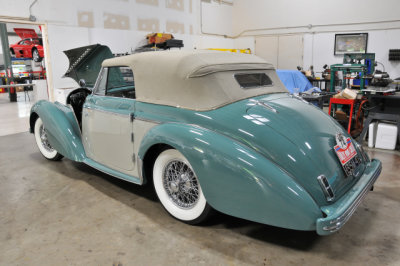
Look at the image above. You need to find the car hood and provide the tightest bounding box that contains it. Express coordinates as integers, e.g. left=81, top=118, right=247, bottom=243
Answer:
left=63, top=44, right=113, bottom=88
left=202, top=93, right=365, bottom=205
left=14, top=28, right=38, bottom=39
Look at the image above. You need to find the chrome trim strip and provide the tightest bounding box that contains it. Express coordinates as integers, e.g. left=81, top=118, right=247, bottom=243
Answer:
left=83, top=106, right=130, bottom=118
left=322, top=163, right=382, bottom=232
left=289, top=94, right=310, bottom=104
left=257, top=101, right=278, bottom=113
left=135, top=117, right=162, bottom=124
left=94, top=94, right=136, bottom=101
left=248, top=99, right=278, bottom=113
left=137, top=155, right=143, bottom=184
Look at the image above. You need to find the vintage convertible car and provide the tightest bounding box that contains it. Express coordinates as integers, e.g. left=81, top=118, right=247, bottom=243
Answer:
left=30, top=50, right=381, bottom=235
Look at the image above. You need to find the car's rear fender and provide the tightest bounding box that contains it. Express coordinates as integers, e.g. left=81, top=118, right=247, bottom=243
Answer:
left=30, top=100, right=86, bottom=162
left=139, top=123, right=322, bottom=231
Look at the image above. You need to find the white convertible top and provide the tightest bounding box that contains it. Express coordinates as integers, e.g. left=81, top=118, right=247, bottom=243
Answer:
left=102, top=50, right=287, bottom=110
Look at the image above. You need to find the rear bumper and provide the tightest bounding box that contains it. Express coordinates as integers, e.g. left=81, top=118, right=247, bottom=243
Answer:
left=316, top=159, right=382, bottom=235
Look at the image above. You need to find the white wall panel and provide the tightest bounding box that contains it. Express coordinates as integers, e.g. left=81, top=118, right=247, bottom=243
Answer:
left=233, top=0, right=400, bottom=36
left=277, top=35, right=303, bottom=69
left=255, top=36, right=278, bottom=67
left=47, top=25, right=90, bottom=89
left=201, top=1, right=233, bottom=36
left=255, top=35, right=303, bottom=70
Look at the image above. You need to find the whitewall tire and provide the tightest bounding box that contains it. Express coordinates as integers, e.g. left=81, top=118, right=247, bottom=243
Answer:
left=153, top=149, right=211, bottom=224
left=34, top=118, right=63, bottom=161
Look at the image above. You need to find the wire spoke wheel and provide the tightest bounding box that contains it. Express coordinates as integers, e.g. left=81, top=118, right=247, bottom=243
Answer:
left=163, top=160, right=200, bottom=209
left=39, top=124, right=55, bottom=152
left=34, top=117, right=63, bottom=161
left=153, top=149, right=211, bottom=224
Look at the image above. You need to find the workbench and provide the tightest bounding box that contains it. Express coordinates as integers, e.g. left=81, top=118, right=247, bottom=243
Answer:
left=357, top=92, right=400, bottom=146
left=301, top=92, right=335, bottom=109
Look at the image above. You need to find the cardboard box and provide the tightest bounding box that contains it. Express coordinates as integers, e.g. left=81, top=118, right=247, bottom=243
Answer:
left=342, top=88, right=357, bottom=99
left=333, top=88, right=358, bottom=99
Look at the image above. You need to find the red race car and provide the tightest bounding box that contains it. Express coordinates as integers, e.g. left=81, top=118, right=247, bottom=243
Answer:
left=10, top=28, right=44, bottom=62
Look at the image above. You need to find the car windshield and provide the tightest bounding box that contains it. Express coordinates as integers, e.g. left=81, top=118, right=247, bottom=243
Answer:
left=32, top=39, right=42, bottom=45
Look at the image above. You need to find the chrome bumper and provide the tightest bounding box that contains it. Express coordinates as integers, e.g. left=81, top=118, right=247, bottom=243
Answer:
left=316, top=159, right=382, bottom=235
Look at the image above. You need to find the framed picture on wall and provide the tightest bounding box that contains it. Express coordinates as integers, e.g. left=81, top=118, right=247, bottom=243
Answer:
left=334, top=33, right=368, bottom=55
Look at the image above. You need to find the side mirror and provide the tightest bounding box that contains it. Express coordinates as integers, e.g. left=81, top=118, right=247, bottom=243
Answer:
left=79, top=79, right=86, bottom=87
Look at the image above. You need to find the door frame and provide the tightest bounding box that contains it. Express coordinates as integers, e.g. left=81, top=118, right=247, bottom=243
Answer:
left=0, top=18, right=54, bottom=101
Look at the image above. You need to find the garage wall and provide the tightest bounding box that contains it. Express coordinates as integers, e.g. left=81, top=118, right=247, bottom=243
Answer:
left=232, top=0, right=400, bottom=78
left=232, top=0, right=400, bottom=36
left=0, top=0, right=235, bottom=93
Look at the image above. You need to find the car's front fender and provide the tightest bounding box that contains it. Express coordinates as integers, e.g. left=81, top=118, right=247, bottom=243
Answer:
left=30, top=100, right=86, bottom=162
left=139, top=123, right=322, bottom=231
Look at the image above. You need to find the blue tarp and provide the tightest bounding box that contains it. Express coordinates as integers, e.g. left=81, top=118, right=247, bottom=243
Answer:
left=276, top=70, right=313, bottom=93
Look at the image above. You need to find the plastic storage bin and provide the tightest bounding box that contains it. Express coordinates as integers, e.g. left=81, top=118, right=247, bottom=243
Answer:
left=375, top=122, right=398, bottom=150
left=368, top=122, right=378, bottom=148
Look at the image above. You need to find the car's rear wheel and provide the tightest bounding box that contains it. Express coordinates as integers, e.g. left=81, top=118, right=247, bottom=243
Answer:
left=34, top=118, right=63, bottom=161
left=10, top=48, right=15, bottom=57
left=32, top=48, right=42, bottom=62
left=153, top=149, right=212, bottom=224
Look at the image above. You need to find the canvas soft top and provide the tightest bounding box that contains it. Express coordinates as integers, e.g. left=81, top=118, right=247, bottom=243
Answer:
left=102, top=50, right=287, bottom=110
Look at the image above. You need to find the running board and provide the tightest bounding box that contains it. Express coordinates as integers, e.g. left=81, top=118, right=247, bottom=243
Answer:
left=84, top=158, right=141, bottom=185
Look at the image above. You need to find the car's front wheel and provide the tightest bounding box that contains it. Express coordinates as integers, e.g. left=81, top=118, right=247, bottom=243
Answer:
left=32, top=48, right=42, bottom=62
left=34, top=117, right=63, bottom=161
left=153, top=149, right=212, bottom=224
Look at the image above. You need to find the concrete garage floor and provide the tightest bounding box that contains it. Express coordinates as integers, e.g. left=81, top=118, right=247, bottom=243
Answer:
left=0, top=132, right=399, bottom=266
left=0, top=92, right=33, bottom=136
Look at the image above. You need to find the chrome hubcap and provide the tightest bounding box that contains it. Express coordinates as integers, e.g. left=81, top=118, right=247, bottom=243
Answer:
left=39, top=124, right=54, bottom=152
left=163, top=160, right=199, bottom=209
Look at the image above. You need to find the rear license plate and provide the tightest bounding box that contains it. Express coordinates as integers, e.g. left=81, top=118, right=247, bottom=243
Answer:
left=342, top=155, right=362, bottom=177
left=334, top=137, right=360, bottom=176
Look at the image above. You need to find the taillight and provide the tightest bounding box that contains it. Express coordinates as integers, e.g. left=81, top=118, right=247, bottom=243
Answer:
left=317, top=175, right=335, bottom=202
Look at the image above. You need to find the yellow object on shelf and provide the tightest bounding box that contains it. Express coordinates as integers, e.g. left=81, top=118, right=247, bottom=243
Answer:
left=207, top=48, right=251, bottom=54
left=147, top=33, right=174, bottom=44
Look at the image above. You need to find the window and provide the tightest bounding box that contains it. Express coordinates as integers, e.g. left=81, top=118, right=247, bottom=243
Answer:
left=234, top=73, right=273, bottom=89
left=94, top=66, right=136, bottom=99
left=94, top=68, right=108, bottom=96
left=106, top=66, right=135, bottom=99
left=32, top=39, right=42, bottom=45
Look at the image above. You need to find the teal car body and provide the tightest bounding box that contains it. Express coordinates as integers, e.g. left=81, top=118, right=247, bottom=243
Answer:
left=30, top=50, right=381, bottom=235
